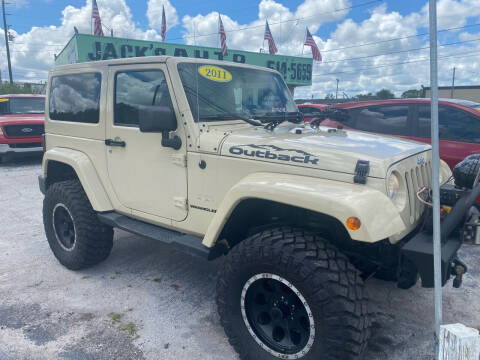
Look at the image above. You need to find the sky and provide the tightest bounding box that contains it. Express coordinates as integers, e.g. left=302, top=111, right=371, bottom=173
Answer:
left=3, top=0, right=480, bottom=98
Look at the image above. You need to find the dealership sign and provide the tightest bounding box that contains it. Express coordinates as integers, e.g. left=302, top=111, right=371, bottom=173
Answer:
left=55, top=34, right=313, bottom=87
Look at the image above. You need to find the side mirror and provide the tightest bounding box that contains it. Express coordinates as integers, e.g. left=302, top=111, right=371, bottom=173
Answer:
left=139, top=105, right=177, bottom=133
left=138, top=105, right=182, bottom=150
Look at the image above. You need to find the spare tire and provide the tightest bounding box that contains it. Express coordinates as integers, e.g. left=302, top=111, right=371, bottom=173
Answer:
left=453, top=154, right=480, bottom=189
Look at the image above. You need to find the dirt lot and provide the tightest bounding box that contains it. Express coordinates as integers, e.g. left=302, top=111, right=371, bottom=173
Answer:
left=1, top=156, right=480, bottom=360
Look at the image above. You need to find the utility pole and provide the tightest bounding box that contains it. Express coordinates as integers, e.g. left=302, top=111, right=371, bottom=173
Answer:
left=450, top=67, right=456, bottom=98
left=429, top=0, right=442, bottom=357
left=2, top=0, right=12, bottom=84
left=335, top=79, right=339, bottom=100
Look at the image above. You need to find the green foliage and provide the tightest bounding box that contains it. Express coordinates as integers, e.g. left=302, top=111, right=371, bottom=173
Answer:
left=0, top=82, right=42, bottom=95
left=355, top=92, right=377, bottom=101
left=355, top=89, right=396, bottom=101
left=401, top=89, right=422, bottom=98
left=324, top=93, right=335, bottom=100
left=375, top=88, right=395, bottom=99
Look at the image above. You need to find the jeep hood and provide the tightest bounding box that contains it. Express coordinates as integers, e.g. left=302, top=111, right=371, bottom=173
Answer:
left=218, top=124, right=431, bottom=178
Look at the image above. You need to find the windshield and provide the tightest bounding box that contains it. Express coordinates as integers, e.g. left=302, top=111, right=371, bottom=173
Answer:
left=439, top=98, right=480, bottom=108
left=0, top=97, right=45, bottom=114
left=178, top=63, right=297, bottom=122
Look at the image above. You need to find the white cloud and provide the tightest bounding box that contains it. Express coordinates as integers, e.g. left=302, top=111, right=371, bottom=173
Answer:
left=5, top=0, right=163, bottom=81
left=3, top=0, right=480, bottom=99
left=182, top=0, right=350, bottom=58
left=419, top=0, right=480, bottom=29
left=147, top=0, right=179, bottom=32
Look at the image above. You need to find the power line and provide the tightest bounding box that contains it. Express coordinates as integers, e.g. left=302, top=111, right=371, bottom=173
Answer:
left=315, top=36, right=480, bottom=65
left=313, top=49, right=480, bottom=76
left=165, top=0, right=382, bottom=41
left=311, top=21, right=480, bottom=55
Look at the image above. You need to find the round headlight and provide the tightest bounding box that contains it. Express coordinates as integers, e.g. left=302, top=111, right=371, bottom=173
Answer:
left=387, top=172, right=406, bottom=210
left=388, top=173, right=400, bottom=199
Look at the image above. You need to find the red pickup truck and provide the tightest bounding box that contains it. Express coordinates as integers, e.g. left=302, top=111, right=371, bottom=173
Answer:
left=0, top=94, right=45, bottom=163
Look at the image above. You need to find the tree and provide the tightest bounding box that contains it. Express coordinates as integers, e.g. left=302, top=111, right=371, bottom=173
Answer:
left=324, top=93, right=335, bottom=100
left=0, top=83, right=41, bottom=95
left=375, top=88, right=395, bottom=99
left=401, top=89, right=422, bottom=98
left=355, top=92, right=376, bottom=101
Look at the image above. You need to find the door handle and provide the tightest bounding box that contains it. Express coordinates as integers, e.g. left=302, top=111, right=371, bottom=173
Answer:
left=105, top=139, right=126, bottom=147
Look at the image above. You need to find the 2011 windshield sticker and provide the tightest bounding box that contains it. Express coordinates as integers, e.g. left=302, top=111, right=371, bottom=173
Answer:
left=229, top=144, right=319, bottom=165
left=198, top=65, right=232, bottom=82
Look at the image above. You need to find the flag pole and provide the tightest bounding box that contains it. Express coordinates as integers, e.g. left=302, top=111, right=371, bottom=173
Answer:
left=301, top=27, right=306, bottom=55
left=90, top=0, right=93, bottom=35
left=217, top=13, right=220, bottom=49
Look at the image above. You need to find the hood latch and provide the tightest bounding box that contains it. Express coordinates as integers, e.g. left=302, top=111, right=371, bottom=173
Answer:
left=354, top=160, right=370, bottom=184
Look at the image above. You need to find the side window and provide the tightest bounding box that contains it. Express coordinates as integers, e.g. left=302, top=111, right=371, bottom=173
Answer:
left=417, top=105, right=480, bottom=142
left=49, top=73, right=101, bottom=123
left=299, top=106, right=322, bottom=116
left=350, top=105, right=410, bottom=136
left=114, top=70, right=173, bottom=127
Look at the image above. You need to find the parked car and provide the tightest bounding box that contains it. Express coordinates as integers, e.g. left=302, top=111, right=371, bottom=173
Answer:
left=0, top=94, right=45, bottom=163
left=308, top=98, right=480, bottom=169
left=297, top=103, right=329, bottom=122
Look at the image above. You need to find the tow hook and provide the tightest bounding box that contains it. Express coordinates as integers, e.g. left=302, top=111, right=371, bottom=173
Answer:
left=451, top=259, right=467, bottom=288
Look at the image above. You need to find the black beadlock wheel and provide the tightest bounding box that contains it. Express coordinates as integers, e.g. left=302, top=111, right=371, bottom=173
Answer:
left=43, top=180, right=114, bottom=270
left=216, top=226, right=370, bottom=360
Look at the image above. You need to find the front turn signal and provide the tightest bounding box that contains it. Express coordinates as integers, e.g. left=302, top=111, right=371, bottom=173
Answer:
left=346, top=217, right=361, bottom=231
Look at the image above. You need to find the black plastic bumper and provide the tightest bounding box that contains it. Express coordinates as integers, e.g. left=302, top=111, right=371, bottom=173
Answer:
left=38, top=175, right=46, bottom=195
left=401, top=183, right=480, bottom=288
left=402, top=233, right=461, bottom=287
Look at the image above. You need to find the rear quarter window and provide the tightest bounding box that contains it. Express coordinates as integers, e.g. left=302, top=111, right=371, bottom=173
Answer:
left=49, top=72, right=101, bottom=124
left=417, top=104, right=480, bottom=142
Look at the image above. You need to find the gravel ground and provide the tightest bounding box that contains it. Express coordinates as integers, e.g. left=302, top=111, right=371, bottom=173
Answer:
left=1, top=156, right=480, bottom=360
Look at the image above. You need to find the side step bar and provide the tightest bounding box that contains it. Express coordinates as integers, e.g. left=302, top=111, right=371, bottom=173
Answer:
left=97, top=212, right=211, bottom=259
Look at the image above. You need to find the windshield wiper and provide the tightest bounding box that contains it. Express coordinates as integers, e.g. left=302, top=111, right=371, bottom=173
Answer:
left=253, top=111, right=304, bottom=131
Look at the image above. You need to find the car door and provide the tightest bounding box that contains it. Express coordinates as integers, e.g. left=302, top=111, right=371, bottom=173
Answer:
left=411, top=104, right=480, bottom=169
left=105, top=64, right=188, bottom=221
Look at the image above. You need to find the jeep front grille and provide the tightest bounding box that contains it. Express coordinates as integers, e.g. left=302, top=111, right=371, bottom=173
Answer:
left=404, top=161, right=432, bottom=224
left=3, top=124, right=44, bottom=138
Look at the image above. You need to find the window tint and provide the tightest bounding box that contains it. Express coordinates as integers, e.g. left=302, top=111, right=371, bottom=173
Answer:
left=416, top=105, right=480, bottom=142
left=49, top=73, right=101, bottom=123
left=114, top=70, right=173, bottom=127
left=345, top=105, right=410, bottom=136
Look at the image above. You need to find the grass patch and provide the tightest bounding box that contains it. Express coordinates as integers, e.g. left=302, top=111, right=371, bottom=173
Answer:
left=120, top=322, right=138, bottom=339
left=109, top=312, right=122, bottom=322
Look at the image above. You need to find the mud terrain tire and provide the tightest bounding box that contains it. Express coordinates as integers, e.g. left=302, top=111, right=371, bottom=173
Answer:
left=43, top=180, right=113, bottom=270
left=217, top=226, right=370, bottom=360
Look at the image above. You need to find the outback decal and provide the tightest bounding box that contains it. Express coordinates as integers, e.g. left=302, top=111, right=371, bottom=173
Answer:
left=229, top=144, right=319, bottom=165
left=198, top=65, right=232, bottom=82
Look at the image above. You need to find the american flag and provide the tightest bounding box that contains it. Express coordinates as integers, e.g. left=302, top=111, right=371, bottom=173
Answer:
left=264, top=20, right=277, bottom=54
left=304, top=28, right=321, bottom=61
left=92, top=0, right=104, bottom=36
left=218, top=15, right=228, bottom=56
left=161, top=5, right=166, bottom=41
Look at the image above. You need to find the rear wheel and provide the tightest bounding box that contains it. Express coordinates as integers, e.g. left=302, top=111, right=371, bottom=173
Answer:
left=43, top=180, right=113, bottom=270
left=217, top=227, right=370, bottom=360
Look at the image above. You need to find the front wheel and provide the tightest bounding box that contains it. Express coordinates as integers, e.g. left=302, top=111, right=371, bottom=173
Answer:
left=43, top=180, right=113, bottom=270
left=216, top=227, right=370, bottom=360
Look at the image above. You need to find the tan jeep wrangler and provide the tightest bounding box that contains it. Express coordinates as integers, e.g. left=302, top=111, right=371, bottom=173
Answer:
left=40, top=56, right=476, bottom=360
